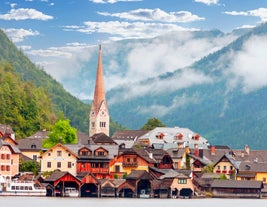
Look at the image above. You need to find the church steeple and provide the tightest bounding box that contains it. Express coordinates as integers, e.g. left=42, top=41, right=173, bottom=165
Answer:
left=89, top=45, right=110, bottom=136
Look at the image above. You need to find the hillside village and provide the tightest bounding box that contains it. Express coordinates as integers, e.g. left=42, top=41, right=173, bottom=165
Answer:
left=1, top=45, right=267, bottom=199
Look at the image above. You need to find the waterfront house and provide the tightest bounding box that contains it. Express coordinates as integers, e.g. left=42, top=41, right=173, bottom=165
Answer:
left=236, top=162, right=267, bottom=183
left=213, top=153, right=240, bottom=179
left=76, top=171, right=100, bottom=197
left=100, top=179, right=126, bottom=197
left=110, top=147, right=156, bottom=178
left=44, top=170, right=81, bottom=197
left=39, top=143, right=78, bottom=176
left=166, top=148, right=187, bottom=169
left=211, top=180, right=263, bottom=198
left=74, top=133, right=119, bottom=179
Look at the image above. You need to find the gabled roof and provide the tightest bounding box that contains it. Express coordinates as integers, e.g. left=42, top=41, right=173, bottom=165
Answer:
left=27, top=130, right=49, bottom=139
left=17, top=138, right=43, bottom=151
left=126, top=170, right=154, bottom=180
left=91, top=133, right=117, bottom=145
left=159, top=169, right=188, bottom=179
left=0, top=139, right=21, bottom=154
left=40, top=143, right=78, bottom=158
left=213, top=153, right=241, bottom=169
left=238, top=162, right=267, bottom=173
left=167, top=148, right=186, bottom=159
left=112, top=130, right=149, bottom=141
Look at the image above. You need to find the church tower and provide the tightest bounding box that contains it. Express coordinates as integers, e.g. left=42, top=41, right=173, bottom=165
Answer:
left=89, top=45, right=110, bottom=136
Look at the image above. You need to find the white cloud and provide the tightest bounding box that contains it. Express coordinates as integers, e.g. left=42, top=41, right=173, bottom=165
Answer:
left=65, top=21, right=198, bottom=40
left=228, top=35, right=267, bottom=93
left=0, top=8, right=53, bottom=20
left=108, top=68, right=213, bottom=104
left=137, top=93, right=201, bottom=117
left=225, top=8, right=267, bottom=22
left=25, top=43, right=94, bottom=81
left=194, top=0, right=219, bottom=5
left=98, top=8, right=204, bottom=23
left=90, top=0, right=142, bottom=4
left=3, top=28, right=40, bottom=43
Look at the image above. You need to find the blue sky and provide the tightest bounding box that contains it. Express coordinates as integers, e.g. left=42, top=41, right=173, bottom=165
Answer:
left=1, top=0, right=267, bottom=100
left=1, top=0, right=267, bottom=49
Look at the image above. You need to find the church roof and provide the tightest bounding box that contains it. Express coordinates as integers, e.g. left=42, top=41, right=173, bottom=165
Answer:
left=92, top=45, right=107, bottom=114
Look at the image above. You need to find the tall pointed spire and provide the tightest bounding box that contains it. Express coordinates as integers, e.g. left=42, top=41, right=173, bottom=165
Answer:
left=93, top=44, right=106, bottom=113
left=89, top=45, right=110, bottom=136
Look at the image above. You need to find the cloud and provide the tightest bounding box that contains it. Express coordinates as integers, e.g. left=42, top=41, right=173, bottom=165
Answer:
left=225, top=8, right=267, bottom=22
left=0, top=8, right=53, bottom=20
left=25, top=43, right=94, bottom=81
left=108, top=68, right=213, bottom=104
left=3, top=28, right=40, bottom=42
left=228, top=35, right=267, bottom=93
left=90, top=0, right=142, bottom=4
left=194, top=0, right=219, bottom=5
left=137, top=93, right=201, bottom=117
left=64, top=21, right=198, bottom=41
left=98, top=8, right=204, bottom=23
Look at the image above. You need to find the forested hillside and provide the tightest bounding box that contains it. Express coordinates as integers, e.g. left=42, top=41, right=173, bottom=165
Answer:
left=0, top=29, right=124, bottom=137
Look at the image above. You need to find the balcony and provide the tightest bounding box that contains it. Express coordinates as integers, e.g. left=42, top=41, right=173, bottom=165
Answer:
left=122, top=162, right=137, bottom=167
left=91, top=168, right=109, bottom=173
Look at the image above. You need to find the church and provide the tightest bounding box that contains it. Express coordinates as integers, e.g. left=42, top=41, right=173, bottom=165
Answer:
left=89, top=45, right=110, bottom=137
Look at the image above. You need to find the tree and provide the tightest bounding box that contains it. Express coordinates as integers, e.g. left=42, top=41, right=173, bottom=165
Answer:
left=201, top=164, right=214, bottom=173
left=19, top=160, right=40, bottom=176
left=43, top=119, right=77, bottom=148
left=141, top=117, right=166, bottom=130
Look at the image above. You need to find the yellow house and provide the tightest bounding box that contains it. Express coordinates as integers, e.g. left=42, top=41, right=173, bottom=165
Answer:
left=213, top=154, right=238, bottom=179
left=236, top=162, right=267, bottom=183
left=39, top=143, right=78, bottom=176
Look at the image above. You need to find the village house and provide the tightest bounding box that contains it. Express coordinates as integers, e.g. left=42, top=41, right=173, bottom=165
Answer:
left=39, top=143, right=78, bottom=176
left=136, top=127, right=210, bottom=150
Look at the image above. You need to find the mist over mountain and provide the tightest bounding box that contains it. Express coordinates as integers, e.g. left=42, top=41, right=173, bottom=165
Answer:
left=106, top=23, right=267, bottom=149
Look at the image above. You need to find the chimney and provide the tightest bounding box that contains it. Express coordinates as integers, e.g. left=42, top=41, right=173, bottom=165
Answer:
left=211, top=146, right=216, bottom=155
left=199, top=148, right=204, bottom=158
left=244, top=144, right=250, bottom=155
left=195, top=148, right=199, bottom=157
left=149, top=152, right=153, bottom=159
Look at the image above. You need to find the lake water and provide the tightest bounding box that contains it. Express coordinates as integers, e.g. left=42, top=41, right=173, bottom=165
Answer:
left=0, top=197, right=266, bottom=207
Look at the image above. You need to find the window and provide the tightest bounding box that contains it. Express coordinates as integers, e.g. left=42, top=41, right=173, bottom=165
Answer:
left=6, top=166, right=10, bottom=171
left=115, top=165, right=120, bottom=173
left=1, top=165, right=5, bottom=171
left=263, top=177, right=266, bottom=183
left=217, top=166, right=220, bottom=170
left=178, top=179, right=187, bottom=184
left=127, top=158, right=130, bottom=163
left=68, top=162, right=72, bottom=168
left=1, top=154, right=5, bottom=159
left=47, top=162, right=51, bottom=168
left=100, top=122, right=106, bottom=127
left=31, top=144, right=36, bottom=149
left=223, top=166, right=227, bottom=170
left=81, top=151, right=88, bottom=156
left=97, top=151, right=105, bottom=157
left=6, top=154, right=10, bottom=160
left=91, top=122, right=95, bottom=128
left=57, top=162, right=61, bottom=168
left=33, top=155, right=37, bottom=161
left=57, top=151, right=62, bottom=157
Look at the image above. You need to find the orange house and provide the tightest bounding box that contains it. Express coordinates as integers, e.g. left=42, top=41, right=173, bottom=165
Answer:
left=109, top=148, right=155, bottom=178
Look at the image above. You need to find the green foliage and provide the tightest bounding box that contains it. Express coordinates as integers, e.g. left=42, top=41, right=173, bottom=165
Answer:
left=122, top=172, right=128, bottom=179
left=185, top=154, right=191, bottom=170
left=0, top=63, right=56, bottom=137
left=219, top=173, right=227, bottom=180
left=114, top=174, right=118, bottom=179
left=19, top=160, right=40, bottom=176
left=43, top=119, right=77, bottom=148
left=0, top=29, right=124, bottom=137
left=141, top=117, right=166, bottom=130
left=201, top=164, right=214, bottom=173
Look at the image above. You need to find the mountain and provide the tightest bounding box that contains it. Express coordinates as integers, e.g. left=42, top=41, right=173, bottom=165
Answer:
left=106, top=23, right=267, bottom=149
left=0, top=29, right=124, bottom=137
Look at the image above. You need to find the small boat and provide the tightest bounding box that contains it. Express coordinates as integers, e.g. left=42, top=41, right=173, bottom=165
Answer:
left=139, top=189, right=150, bottom=198
left=64, top=187, right=79, bottom=197
left=0, top=180, right=46, bottom=196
